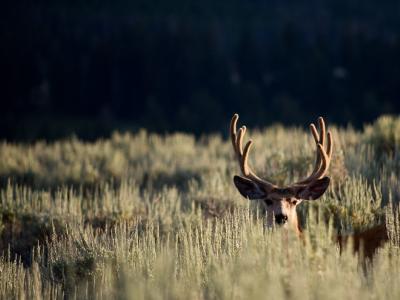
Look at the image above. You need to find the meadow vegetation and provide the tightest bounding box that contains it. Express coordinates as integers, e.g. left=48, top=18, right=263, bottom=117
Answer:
left=1, top=115, right=400, bottom=299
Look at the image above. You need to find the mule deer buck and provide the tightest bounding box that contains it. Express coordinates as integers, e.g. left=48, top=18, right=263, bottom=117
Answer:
left=230, top=114, right=388, bottom=258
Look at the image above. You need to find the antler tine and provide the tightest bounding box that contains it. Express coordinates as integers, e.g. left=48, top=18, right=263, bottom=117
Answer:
left=317, top=130, right=333, bottom=178
left=312, top=144, right=329, bottom=179
left=315, top=122, right=333, bottom=179
left=230, top=114, right=239, bottom=155
left=318, top=117, right=326, bottom=147
left=327, top=131, right=333, bottom=157
left=236, top=126, right=246, bottom=157
left=309, top=117, right=326, bottom=176
left=230, top=114, right=276, bottom=191
left=309, top=123, right=322, bottom=176
left=295, top=117, right=333, bottom=185
left=243, top=140, right=260, bottom=179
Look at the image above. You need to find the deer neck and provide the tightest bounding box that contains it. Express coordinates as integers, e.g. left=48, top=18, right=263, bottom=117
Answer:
left=289, top=209, right=302, bottom=236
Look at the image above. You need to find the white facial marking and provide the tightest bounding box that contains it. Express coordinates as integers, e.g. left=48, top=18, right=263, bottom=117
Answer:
left=263, top=198, right=301, bottom=228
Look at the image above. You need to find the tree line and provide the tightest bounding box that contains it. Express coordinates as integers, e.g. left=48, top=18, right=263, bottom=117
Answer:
left=2, top=0, right=400, bottom=140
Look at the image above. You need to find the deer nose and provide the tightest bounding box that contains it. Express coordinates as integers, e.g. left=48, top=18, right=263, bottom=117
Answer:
left=275, top=214, right=288, bottom=225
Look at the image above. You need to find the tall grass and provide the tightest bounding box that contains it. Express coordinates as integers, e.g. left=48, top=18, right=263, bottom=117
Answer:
left=1, top=115, right=400, bottom=299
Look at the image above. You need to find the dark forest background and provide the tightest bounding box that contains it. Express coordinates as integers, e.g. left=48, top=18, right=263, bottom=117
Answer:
left=2, top=0, right=400, bottom=141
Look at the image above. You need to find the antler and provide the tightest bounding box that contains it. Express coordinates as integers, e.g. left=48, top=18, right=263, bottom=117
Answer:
left=295, top=117, right=333, bottom=185
left=230, top=114, right=333, bottom=192
left=230, top=114, right=276, bottom=191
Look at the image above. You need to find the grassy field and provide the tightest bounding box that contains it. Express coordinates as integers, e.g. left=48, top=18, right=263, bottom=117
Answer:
left=1, top=115, right=400, bottom=299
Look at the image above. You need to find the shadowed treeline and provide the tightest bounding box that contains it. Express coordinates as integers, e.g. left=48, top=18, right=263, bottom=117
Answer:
left=2, top=0, right=400, bottom=140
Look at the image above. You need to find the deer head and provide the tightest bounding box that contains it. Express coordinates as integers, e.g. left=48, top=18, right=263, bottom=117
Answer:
left=230, top=114, right=333, bottom=235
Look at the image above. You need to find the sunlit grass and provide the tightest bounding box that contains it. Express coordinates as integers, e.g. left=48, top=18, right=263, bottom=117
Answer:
left=1, top=115, right=400, bottom=299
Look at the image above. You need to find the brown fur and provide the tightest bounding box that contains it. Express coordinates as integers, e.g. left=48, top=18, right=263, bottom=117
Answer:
left=336, top=224, right=389, bottom=259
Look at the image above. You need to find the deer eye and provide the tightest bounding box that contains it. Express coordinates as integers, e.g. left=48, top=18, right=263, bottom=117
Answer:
left=264, top=199, right=273, bottom=206
left=291, top=200, right=298, bottom=205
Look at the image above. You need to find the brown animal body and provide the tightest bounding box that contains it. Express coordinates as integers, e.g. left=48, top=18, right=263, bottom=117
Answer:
left=230, top=113, right=389, bottom=258
left=337, top=224, right=389, bottom=259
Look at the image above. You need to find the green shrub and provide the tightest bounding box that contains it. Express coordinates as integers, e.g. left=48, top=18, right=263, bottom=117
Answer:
left=0, top=116, right=400, bottom=299
left=364, top=115, right=400, bottom=156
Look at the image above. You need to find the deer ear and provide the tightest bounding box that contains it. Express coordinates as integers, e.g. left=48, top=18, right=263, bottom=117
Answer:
left=296, top=177, right=330, bottom=200
left=233, top=175, right=268, bottom=200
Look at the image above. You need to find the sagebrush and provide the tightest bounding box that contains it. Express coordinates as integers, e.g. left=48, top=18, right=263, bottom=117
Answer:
left=1, top=115, right=400, bottom=299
